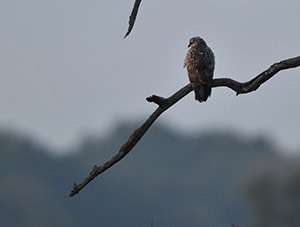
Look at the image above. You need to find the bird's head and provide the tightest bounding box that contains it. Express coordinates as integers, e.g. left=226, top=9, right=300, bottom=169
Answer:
left=188, top=36, right=206, bottom=48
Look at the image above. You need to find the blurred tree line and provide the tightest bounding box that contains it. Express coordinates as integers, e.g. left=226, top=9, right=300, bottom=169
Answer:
left=0, top=122, right=300, bottom=226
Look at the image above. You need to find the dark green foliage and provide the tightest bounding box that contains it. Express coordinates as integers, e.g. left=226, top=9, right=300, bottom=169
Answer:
left=0, top=123, right=298, bottom=226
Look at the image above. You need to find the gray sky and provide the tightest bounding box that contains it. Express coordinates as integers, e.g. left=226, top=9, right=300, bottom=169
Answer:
left=1, top=0, right=300, bottom=153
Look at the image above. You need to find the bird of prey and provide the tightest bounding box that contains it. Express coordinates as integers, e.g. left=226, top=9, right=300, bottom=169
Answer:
left=184, top=36, right=215, bottom=102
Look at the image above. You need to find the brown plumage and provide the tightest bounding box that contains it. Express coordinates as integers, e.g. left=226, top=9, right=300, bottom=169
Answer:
left=184, top=36, right=215, bottom=102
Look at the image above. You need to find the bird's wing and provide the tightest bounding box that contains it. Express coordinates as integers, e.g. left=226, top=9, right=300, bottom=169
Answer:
left=204, top=46, right=215, bottom=80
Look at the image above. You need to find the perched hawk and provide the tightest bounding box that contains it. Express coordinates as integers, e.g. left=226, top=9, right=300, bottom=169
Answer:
left=184, top=36, right=215, bottom=102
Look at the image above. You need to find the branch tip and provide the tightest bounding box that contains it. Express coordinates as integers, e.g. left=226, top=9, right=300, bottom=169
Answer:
left=124, top=0, right=142, bottom=38
left=146, top=95, right=167, bottom=106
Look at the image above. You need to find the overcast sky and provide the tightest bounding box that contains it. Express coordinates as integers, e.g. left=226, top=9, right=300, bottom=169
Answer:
left=1, top=0, right=300, bottom=153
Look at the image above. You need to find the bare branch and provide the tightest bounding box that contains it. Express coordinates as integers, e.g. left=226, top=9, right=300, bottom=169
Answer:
left=69, top=84, right=192, bottom=197
left=69, top=56, right=300, bottom=197
left=124, top=0, right=143, bottom=38
left=212, top=56, right=300, bottom=95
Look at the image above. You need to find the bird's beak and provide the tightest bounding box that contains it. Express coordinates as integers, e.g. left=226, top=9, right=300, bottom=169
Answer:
left=188, top=43, right=191, bottom=47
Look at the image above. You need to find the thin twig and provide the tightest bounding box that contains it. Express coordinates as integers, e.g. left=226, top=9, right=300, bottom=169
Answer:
left=124, top=0, right=143, bottom=38
left=70, top=56, right=300, bottom=197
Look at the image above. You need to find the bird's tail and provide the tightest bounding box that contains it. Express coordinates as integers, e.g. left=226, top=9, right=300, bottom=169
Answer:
left=194, top=83, right=212, bottom=102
